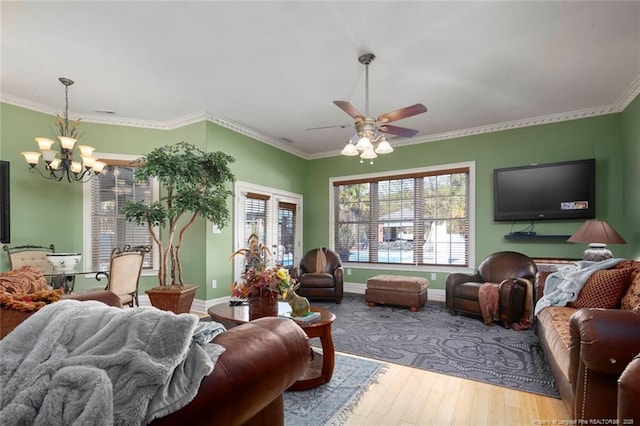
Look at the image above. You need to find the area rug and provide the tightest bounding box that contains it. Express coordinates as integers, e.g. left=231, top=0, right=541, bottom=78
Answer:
left=284, top=353, right=387, bottom=426
left=312, top=293, right=559, bottom=398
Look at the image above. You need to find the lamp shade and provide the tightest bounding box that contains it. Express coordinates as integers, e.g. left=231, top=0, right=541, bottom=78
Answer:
left=567, top=220, right=626, bottom=245
left=341, top=142, right=359, bottom=156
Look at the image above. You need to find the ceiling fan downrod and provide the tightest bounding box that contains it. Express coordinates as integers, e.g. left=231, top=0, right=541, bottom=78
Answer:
left=358, top=53, right=375, bottom=118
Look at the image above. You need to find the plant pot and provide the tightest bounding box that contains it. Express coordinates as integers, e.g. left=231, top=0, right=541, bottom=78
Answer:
left=248, top=295, right=278, bottom=320
left=146, top=284, right=198, bottom=314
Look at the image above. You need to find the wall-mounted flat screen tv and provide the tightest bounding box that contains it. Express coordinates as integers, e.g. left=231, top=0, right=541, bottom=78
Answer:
left=493, top=158, right=596, bottom=222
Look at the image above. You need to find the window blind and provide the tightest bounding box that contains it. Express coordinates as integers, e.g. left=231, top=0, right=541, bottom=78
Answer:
left=90, top=165, right=155, bottom=271
left=333, top=167, right=469, bottom=266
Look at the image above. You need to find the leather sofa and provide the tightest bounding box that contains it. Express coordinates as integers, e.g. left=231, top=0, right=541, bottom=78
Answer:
left=293, top=247, right=344, bottom=304
left=1, top=268, right=312, bottom=425
left=535, top=262, right=640, bottom=422
left=151, top=316, right=310, bottom=425
left=446, top=251, right=537, bottom=327
left=80, top=292, right=312, bottom=424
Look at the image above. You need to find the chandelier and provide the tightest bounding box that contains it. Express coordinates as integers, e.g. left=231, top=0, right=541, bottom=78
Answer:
left=21, top=77, right=106, bottom=183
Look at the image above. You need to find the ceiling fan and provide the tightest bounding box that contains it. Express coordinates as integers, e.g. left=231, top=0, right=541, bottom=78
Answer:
left=309, top=53, right=427, bottom=162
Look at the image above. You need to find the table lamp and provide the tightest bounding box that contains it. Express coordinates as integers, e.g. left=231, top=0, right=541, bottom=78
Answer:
left=567, top=220, right=626, bottom=261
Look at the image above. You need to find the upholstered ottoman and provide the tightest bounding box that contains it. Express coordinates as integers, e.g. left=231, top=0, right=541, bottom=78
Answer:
left=365, top=275, right=428, bottom=312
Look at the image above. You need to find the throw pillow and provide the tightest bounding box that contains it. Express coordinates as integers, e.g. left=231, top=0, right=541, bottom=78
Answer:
left=569, top=268, right=632, bottom=309
left=0, top=266, right=49, bottom=294
left=621, top=272, right=640, bottom=311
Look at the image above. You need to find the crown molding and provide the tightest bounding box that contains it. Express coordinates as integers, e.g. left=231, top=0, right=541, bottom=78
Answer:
left=201, top=112, right=308, bottom=159
left=0, top=93, right=311, bottom=159
left=309, top=74, right=640, bottom=159
left=3, top=73, right=639, bottom=162
left=615, top=73, right=640, bottom=111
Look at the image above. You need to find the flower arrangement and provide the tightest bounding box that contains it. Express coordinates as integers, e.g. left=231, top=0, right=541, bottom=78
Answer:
left=231, top=265, right=296, bottom=301
left=229, top=234, right=298, bottom=302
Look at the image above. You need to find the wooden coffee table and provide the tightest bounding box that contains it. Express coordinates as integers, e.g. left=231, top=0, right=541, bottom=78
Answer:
left=207, top=301, right=336, bottom=390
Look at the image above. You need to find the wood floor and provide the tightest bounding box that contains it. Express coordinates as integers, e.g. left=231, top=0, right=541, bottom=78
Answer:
left=194, top=310, right=569, bottom=424
left=342, top=353, right=569, bottom=426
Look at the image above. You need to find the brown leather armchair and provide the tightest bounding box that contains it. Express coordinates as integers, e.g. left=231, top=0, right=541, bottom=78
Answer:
left=293, top=247, right=344, bottom=304
left=445, top=251, right=537, bottom=327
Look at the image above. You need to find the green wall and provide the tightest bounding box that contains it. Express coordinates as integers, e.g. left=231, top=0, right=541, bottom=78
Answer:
left=304, top=113, right=632, bottom=291
left=1, top=97, right=638, bottom=299
left=0, top=103, right=307, bottom=301
left=621, top=95, right=640, bottom=260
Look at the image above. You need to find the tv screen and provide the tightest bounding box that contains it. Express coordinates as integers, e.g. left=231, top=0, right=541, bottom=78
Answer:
left=493, top=159, right=595, bottom=222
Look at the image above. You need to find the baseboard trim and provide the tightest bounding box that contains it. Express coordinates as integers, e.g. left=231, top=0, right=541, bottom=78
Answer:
left=138, top=286, right=445, bottom=315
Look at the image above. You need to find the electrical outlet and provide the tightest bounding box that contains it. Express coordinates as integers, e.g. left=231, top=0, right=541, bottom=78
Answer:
left=347, top=268, right=352, bottom=276
left=430, top=273, right=437, bottom=281
left=211, top=279, right=217, bottom=289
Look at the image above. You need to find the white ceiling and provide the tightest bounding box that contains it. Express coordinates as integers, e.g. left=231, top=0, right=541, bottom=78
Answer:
left=2, top=1, right=639, bottom=159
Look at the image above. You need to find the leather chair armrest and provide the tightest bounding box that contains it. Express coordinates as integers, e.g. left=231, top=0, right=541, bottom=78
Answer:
left=446, top=272, right=481, bottom=286
left=497, top=278, right=529, bottom=324
left=151, top=317, right=311, bottom=425
left=445, top=272, right=481, bottom=308
left=618, top=353, right=640, bottom=424
left=535, top=271, right=553, bottom=302
left=334, top=266, right=344, bottom=287
left=569, top=308, right=640, bottom=379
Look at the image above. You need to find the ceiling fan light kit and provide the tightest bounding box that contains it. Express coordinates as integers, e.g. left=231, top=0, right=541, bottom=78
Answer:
left=333, top=53, right=427, bottom=164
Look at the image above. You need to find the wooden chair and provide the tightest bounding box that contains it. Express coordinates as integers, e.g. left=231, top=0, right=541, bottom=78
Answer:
left=96, top=245, right=149, bottom=307
left=2, top=244, right=62, bottom=288
left=3, top=244, right=55, bottom=273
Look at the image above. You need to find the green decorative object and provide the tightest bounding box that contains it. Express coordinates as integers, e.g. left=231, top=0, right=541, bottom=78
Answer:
left=284, top=284, right=310, bottom=317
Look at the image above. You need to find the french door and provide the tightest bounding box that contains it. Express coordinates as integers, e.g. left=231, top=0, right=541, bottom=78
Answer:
left=233, top=182, right=302, bottom=279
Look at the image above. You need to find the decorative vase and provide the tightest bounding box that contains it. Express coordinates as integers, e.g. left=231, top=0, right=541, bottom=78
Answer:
left=248, top=294, right=278, bottom=320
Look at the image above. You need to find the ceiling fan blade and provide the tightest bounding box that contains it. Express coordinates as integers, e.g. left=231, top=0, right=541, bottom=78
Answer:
left=379, top=124, right=419, bottom=139
left=333, top=101, right=363, bottom=119
left=377, top=103, right=428, bottom=124
left=306, top=124, right=352, bottom=131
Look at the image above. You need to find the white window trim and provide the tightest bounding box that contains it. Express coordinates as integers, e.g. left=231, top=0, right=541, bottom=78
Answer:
left=328, top=161, right=476, bottom=274
left=233, top=181, right=303, bottom=280
left=82, top=152, right=160, bottom=276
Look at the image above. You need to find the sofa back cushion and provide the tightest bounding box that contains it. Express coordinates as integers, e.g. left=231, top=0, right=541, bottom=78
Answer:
left=569, top=268, right=632, bottom=309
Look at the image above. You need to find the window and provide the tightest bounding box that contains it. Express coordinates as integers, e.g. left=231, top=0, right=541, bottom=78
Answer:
left=83, top=154, right=159, bottom=273
left=277, top=202, right=297, bottom=269
left=331, top=162, right=474, bottom=268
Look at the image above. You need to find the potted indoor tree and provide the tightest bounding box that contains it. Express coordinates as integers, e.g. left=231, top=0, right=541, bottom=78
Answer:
left=121, top=141, right=235, bottom=313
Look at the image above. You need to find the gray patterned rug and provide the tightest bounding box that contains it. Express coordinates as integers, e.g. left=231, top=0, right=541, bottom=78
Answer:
left=284, top=353, right=386, bottom=425
left=312, top=293, right=559, bottom=398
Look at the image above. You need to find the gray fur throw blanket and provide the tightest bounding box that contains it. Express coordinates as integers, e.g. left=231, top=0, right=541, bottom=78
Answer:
left=0, top=300, right=226, bottom=425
